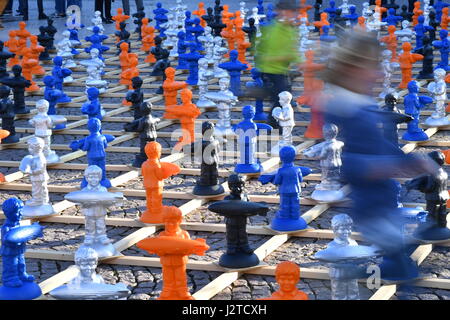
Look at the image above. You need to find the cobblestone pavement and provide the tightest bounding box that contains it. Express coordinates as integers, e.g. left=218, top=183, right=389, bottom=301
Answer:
left=0, top=0, right=448, bottom=301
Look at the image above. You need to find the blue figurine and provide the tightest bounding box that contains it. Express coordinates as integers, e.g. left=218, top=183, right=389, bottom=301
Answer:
left=257, top=0, right=265, bottom=15
left=66, top=9, right=84, bottom=45
left=259, top=146, right=312, bottom=232
left=180, top=42, right=204, bottom=85
left=432, top=29, right=450, bottom=71
left=81, top=87, right=105, bottom=121
left=344, top=6, right=358, bottom=27
left=184, top=11, right=196, bottom=42
left=219, top=50, right=248, bottom=96
left=414, top=16, right=434, bottom=52
left=234, top=105, right=272, bottom=174
left=70, top=118, right=114, bottom=188
left=189, top=18, right=205, bottom=51
left=383, top=8, right=403, bottom=26
left=402, top=81, right=433, bottom=141
left=246, top=68, right=267, bottom=121
left=153, top=2, right=168, bottom=35
left=265, top=3, right=277, bottom=23
left=43, top=75, right=66, bottom=130
left=84, top=26, right=109, bottom=61
left=51, top=56, right=72, bottom=104
left=434, top=0, right=450, bottom=22
left=324, top=0, right=337, bottom=27
left=0, top=198, right=43, bottom=300
left=320, top=25, right=337, bottom=42
left=176, top=31, right=189, bottom=70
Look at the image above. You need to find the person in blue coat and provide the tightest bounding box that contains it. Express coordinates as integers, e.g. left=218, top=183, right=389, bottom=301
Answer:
left=70, top=118, right=114, bottom=188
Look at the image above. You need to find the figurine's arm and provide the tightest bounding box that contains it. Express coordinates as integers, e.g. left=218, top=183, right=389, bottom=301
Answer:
left=256, top=123, right=272, bottom=135
left=418, top=95, right=433, bottom=107
left=299, top=166, right=312, bottom=177
left=69, top=138, right=87, bottom=151
left=124, top=119, right=140, bottom=132
left=272, top=172, right=283, bottom=186
left=411, top=53, right=424, bottom=62
left=405, top=175, right=428, bottom=192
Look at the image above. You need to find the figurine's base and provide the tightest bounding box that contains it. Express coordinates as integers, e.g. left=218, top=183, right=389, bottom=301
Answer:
left=412, top=225, right=450, bottom=243
left=78, top=242, right=121, bottom=260
left=22, top=204, right=56, bottom=218
left=219, top=252, right=260, bottom=269
left=1, top=134, right=20, bottom=144
left=379, top=254, right=419, bottom=282
left=196, top=99, right=216, bottom=108
left=234, top=163, right=262, bottom=174
left=46, top=152, right=61, bottom=164
left=49, top=283, right=130, bottom=300
left=311, top=189, right=346, bottom=203
left=401, top=131, right=429, bottom=141
left=270, top=217, right=308, bottom=232
left=192, top=184, right=226, bottom=197
left=53, top=123, right=67, bottom=131
left=217, top=257, right=267, bottom=271
left=424, top=116, right=450, bottom=127
left=264, top=225, right=314, bottom=234
left=0, top=281, right=42, bottom=300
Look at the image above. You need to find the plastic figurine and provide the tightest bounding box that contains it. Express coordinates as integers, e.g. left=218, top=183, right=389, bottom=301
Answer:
left=88, top=11, right=105, bottom=35
left=427, top=11, right=439, bottom=42
left=0, top=41, right=14, bottom=74
left=119, top=42, right=131, bottom=71
left=65, top=165, right=125, bottom=258
left=85, top=26, right=109, bottom=60
left=202, top=7, right=215, bottom=27
left=112, top=8, right=130, bottom=31
left=196, top=58, right=215, bottom=108
left=86, top=65, right=108, bottom=95
left=164, top=88, right=201, bottom=150
left=236, top=30, right=251, bottom=67
left=214, top=0, right=224, bottom=16
left=43, top=76, right=65, bottom=130
left=259, top=146, right=311, bottom=232
left=414, top=16, right=434, bottom=52
left=271, top=92, right=295, bottom=156
left=52, top=56, right=74, bottom=98
left=383, top=7, right=402, bottom=25
left=137, top=206, right=209, bottom=300
left=380, top=94, right=413, bottom=150
left=124, top=76, right=144, bottom=119
left=243, top=18, right=257, bottom=51
left=151, top=51, right=171, bottom=95
left=80, top=48, right=105, bottom=75
left=193, top=2, right=207, bottom=27
left=385, top=0, right=400, bottom=15
left=212, top=37, right=228, bottom=78
left=425, top=68, right=450, bottom=126
left=163, top=67, right=187, bottom=107
left=379, top=50, right=399, bottom=99
left=56, top=30, right=78, bottom=69
left=19, top=137, right=55, bottom=217
left=29, top=100, right=66, bottom=164
left=412, top=1, right=423, bottom=26
left=362, top=2, right=373, bottom=20
left=303, top=124, right=345, bottom=203
left=313, top=12, right=330, bottom=34
left=324, top=0, right=337, bottom=26
left=0, top=65, right=31, bottom=114
left=380, top=25, right=398, bottom=61
left=20, top=48, right=40, bottom=92
left=442, top=7, right=449, bottom=29
left=395, top=20, right=414, bottom=44
left=416, top=36, right=435, bottom=79
left=132, top=7, right=146, bottom=39
left=81, top=87, right=105, bottom=121
left=140, top=142, right=181, bottom=224
left=124, top=102, right=160, bottom=168
left=245, top=68, right=266, bottom=121
left=432, top=29, right=450, bottom=71
left=115, top=22, right=131, bottom=53
left=149, top=36, right=167, bottom=64
left=5, top=31, right=20, bottom=68
left=400, top=5, right=413, bottom=21
left=0, top=198, right=43, bottom=300
left=121, top=52, right=140, bottom=90
left=44, top=18, right=57, bottom=50
left=210, top=14, right=226, bottom=37
left=402, top=80, right=433, bottom=141
left=234, top=105, right=272, bottom=174
left=70, top=118, right=114, bottom=189
left=219, top=50, right=247, bottom=96
left=50, top=247, right=130, bottom=300
left=180, top=42, right=204, bottom=86
left=344, top=5, right=358, bottom=27
left=141, top=18, right=155, bottom=52
left=405, top=151, right=450, bottom=242
left=259, top=262, right=308, bottom=300
left=398, top=42, right=423, bottom=89
left=0, top=86, right=18, bottom=144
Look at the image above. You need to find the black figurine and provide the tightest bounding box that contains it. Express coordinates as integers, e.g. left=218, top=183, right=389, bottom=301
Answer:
left=0, top=41, right=14, bottom=80
left=385, top=0, right=399, bottom=14
left=37, top=27, right=52, bottom=61
left=188, top=121, right=225, bottom=196
left=416, top=35, right=434, bottom=79
left=0, top=65, right=31, bottom=115
left=44, top=18, right=57, bottom=50
left=408, top=0, right=415, bottom=13
left=150, top=36, right=166, bottom=61
left=400, top=5, right=413, bottom=22
left=133, top=7, right=146, bottom=40
left=115, top=22, right=131, bottom=54
left=428, top=11, right=439, bottom=42
left=125, top=76, right=144, bottom=120
left=333, top=8, right=347, bottom=38
left=0, top=85, right=19, bottom=144
left=211, top=14, right=226, bottom=37
left=242, top=18, right=257, bottom=49
left=150, top=49, right=170, bottom=94
left=214, top=0, right=223, bottom=17
left=405, top=151, right=450, bottom=242
left=202, top=7, right=215, bottom=27
left=208, top=174, right=269, bottom=269
left=124, top=102, right=160, bottom=168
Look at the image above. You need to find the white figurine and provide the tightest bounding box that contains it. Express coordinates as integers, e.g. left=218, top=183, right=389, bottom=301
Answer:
left=362, top=2, right=372, bottom=20
left=64, top=165, right=125, bottom=259
left=249, top=7, right=266, bottom=37
left=19, top=137, right=55, bottom=217
left=213, top=37, right=229, bottom=78
left=198, top=26, right=215, bottom=63
left=196, top=58, right=215, bottom=108
left=240, top=2, right=249, bottom=23
left=423, top=0, right=431, bottom=26
left=164, top=14, right=178, bottom=49
left=395, top=20, right=415, bottom=45
left=339, top=0, right=352, bottom=26
left=425, top=68, right=450, bottom=126
left=379, top=50, right=399, bottom=99
left=29, top=99, right=66, bottom=164
left=298, top=17, right=315, bottom=57
left=303, top=124, right=346, bottom=203
left=87, top=11, right=104, bottom=35
left=79, top=48, right=105, bottom=75
left=366, top=12, right=387, bottom=37
left=49, top=247, right=130, bottom=300
left=86, top=65, right=108, bottom=94
left=271, top=91, right=295, bottom=156
left=56, top=30, right=77, bottom=70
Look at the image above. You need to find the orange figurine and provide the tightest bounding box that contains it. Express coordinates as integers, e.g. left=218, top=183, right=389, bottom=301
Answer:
left=233, top=11, right=244, bottom=29
left=356, top=16, right=366, bottom=30
left=140, top=142, right=181, bottom=224
left=412, top=1, right=423, bottom=26
left=374, top=0, right=387, bottom=21
left=398, top=42, right=423, bottom=88
left=236, top=29, right=251, bottom=67
left=112, top=8, right=130, bottom=31
left=162, top=67, right=187, bottom=106
left=193, top=2, right=207, bottom=28
left=441, top=7, right=449, bottom=30
left=221, top=21, right=236, bottom=53
left=259, top=261, right=309, bottom=300
left=20, top=47, right=40, bottom=92
left=121, top=53, right=139, bottom=106
left=137, top=206, right=209, bottom=300
left=0, top=129, right=9, bottom=182
left=140, top=18, right=155, bottom=52
left=5, top=31, right=20, bottom=67
left=298, top=0, right=312, bottom=22
left=380, top=25, right=398, bottom=62
left=297, top=50, right=325, bottom=139
left=313, top=12, right=330, bottom=35
left=29, top=36, right=45, bottom=75
left=163, top=88, right=201, bottom=150
left=119, top=42, right=131, bottom=73
left=222, top=5, right=235, bottom=25
left=15, top=21, right=31, bottom=45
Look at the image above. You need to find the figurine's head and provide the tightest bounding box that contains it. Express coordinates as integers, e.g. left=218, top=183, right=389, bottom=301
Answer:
left=363, top=2, right=369, bottom=9
left=84, top=165, right=102, bottom=188
left=401, top=19, right=410, bottom=29
left=207, top=7, right=213, bottom=15
left=242, top=105, right=255, bottom=119
left=418, top=15, right=425, bottom=24
left=185, top=10, right=192, bottom=18
left=90, top=48, right=100, bottom=59
left=198, top=58, right=208, bottom=69
left=199, top=2, right=205, bottom=8
left=250, top=68, right=261, bottom=80
left=87, top=118, right=101, bottom=134
left=358, top=16, right=365, bottom=25
left=201, top=121, right=215, bottom=139
left=219, top=77, right=230, bottom=91
left=248, top=17, right=255, bottom=26
left=177, top=31, right=186, bottom=40
left=375, top=0, right=381, bottom=6
left=331, top=214, right=353, bottom=241
left=142, top=17, right=149, bottom=25
left=402, top=41, right=411, bottom=52
left=0, top=85, right=10, bottom=99
left=132, top=76, right=143, bottom=89
left=120, top=41, right=129, bottom=51
left=279, top=145, right=296, bottom=163
left=428, top=151, right=445, bottom=166
left=154, top=36, right=162, bottom=45
left=384, top=93, right=397, bottom=107
left=323, top=123, right=338, bottom=141
left=401, top=4, right=407, bottom=11
left=350, top=5, right=356, bottom=14
left=214, top=36, right=223, bottom=45
left=215, top=0, right=220, bottom=5
left=75, top=247, right=98, bottom=280
left=320, top=12, right=327, bottom=20
left=227, top=174, right=245, bottom=194
left=278, top=91, right=292, bottom=106
left=414, top=1, right=420, bottom=9
left=444, top=7, right=449, bottom=14
left=223, top=4, right=229, bottom=11
left=47, top=18, right=54, bottom=26
left=27, top=137, right=45, bottom=156
left=87, top=87, right=100, bottom=100
left=387, top=24, right=396, bottom=34
left=117, top=8, right=124, bottom=14
left=93, top=26, right=100, bottom=34
left=434, top=68, right=446, bottom=81
left=165, top=66, right=176, bottom=79
left=140, top=102, right=152, bottom=116
left=388, top=8, right=395, bottom=16
left=53, top=56, right=63, bottom=66
left=156, top=2, right=162, bottom=9
left=275, top=261, right=300, bottom=293
left=94, top=11, right=101, bottom=18
left=2, top=197, right=24, bottom=222
left=407, top=80, right=418, bottom=93
left=180, top=88, right=193, bottom=104
left=12, top=64, right=22, bottom=77
left=62, top=30, right=71, bottom=39
left=36, top=99, right=49, bottom=114
left=229, top=49, right=238, bottom=61
left=144, top=141, right=162, bottom=159
left=440, top=29, right=448, bottom=39
left=235, top=11, right=241, bottom=19
left=19, top=21, right=26, bottom=29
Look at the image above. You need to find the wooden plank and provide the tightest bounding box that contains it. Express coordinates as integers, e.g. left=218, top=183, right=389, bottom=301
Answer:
left=38, top=265, right=80, bottom=295
left=113, top=226, right=158, bottom=252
